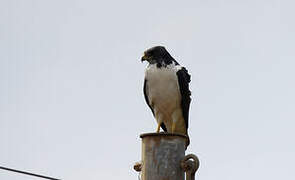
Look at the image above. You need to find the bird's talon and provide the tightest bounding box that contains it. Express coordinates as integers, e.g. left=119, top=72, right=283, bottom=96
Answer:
left=156, top=123, right=161, bottom=133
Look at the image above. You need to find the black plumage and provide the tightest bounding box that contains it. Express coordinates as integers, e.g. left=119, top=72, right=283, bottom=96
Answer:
left=176, top=67, right=191, bottom=129
left=141, top=46, right=191, bottom=136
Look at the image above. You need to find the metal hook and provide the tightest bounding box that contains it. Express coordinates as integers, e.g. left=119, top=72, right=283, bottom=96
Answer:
left=181, top=154, right=200, bottom=180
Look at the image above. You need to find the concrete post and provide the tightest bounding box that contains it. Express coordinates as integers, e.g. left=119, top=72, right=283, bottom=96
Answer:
left=134, top=133, right=193, bottom=180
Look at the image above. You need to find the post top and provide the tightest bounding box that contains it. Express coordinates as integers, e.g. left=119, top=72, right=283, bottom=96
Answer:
left=140, top=132, right=188, bottom=139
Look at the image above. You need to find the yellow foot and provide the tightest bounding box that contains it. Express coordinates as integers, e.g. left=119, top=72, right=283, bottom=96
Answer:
left=172, top=122, right=176, bottom=133
left=156, top=123, right=161, bottom=133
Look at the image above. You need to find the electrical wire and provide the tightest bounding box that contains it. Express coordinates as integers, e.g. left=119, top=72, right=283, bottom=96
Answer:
left=0, top=166, right=61, bottom=180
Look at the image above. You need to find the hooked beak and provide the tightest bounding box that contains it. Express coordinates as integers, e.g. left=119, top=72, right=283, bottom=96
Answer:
left=141, top=55, right=147, bottom=62
left=141, top=53, right=149, bottom=62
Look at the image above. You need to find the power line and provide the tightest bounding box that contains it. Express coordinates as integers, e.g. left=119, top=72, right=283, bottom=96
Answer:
left=0, top=166, right=61, bottom=180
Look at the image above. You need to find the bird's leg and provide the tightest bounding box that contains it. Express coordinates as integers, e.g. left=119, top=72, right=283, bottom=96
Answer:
left=172, top=122, right=176, bottom=133
left=155, top=110, right=162, bottom=133
left=156, top=123, right=161, bottom=133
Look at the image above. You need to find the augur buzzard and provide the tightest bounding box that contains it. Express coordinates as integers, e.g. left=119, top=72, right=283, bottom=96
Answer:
left=141, top=46, right=191, bottom=138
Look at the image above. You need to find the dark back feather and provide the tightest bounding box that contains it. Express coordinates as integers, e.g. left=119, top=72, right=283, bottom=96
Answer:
left=176, top=67, right=191, bottom=130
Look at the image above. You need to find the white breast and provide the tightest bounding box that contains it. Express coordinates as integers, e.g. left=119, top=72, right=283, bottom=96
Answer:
left=145, top=64, right=182, bottom=114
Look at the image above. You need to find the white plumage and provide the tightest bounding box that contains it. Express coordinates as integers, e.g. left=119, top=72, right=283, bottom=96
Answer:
left=144, top=62, right=187, bottom=134
left=141, top=46, right=191, bottom=139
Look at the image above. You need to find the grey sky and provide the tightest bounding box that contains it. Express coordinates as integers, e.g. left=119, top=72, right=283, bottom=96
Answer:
left=1, top=0, right=295, bottom=179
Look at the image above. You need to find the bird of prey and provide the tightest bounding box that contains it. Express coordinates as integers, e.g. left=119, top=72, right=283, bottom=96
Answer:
left=141, top=46, right=191, bottom=137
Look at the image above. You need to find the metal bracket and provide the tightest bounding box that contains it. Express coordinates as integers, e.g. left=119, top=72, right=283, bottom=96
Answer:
left=133, top=161, right=142, bottom=172
left=181, top=154, right=200, bottom=180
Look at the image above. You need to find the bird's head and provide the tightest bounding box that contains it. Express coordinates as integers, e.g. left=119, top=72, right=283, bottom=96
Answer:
left=141, top=46, right=173, bottom=65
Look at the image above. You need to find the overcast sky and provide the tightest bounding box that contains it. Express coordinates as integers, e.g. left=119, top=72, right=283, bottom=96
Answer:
left=1, top=0, right=295, bottom=180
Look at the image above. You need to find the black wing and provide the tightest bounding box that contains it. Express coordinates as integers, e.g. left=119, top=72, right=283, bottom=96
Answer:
left=143, top=79, right=167, bottom=132
left=176, top=67, right=191, bottom=130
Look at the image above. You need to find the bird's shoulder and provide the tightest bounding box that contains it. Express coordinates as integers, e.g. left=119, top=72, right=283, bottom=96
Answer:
left=176, top=66, right=191, bottom=83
